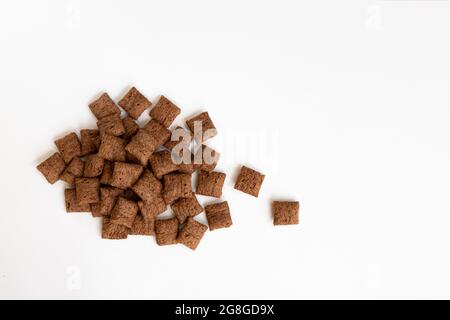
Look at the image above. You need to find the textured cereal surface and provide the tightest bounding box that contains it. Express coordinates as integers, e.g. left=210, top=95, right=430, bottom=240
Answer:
left=80, top=129, right=100, bottom=156
left=171, top=194, right=203, bottom=223
left=205, top=201, right=232, bottom=231
left=55, top=132, right=82, bottom=164
left=163, top=173, right=192, bottom=204
left=149, top=95, right=181, bottom=127
left=177, top=218, right=208, bottom=250
left=110, top=162, right=143, bottom=189
left=102, top=217, right=129, bottom=240
left=118, top=87, right=151, bottom=120
left=155, top=218, right=179, bottom=246
left=138, top=197, right=167, bottom=222
left=37, top=152, right=66, bottom=184
left=97, top=114, right=125, bottom=137
left=186, top=112, right=217, bottom=142
left=98, top=134, right=127, bottom=162
left=75, top=178, right=100, bottom=205
left=65, top=188, right=91, bottom=212
left=83, top=154, right=105, bottom=178
left=89, top=93, right=120, bottom=120
left=149, top=150, right=178, bottom=179
left=273, top=201, right=299, bottom=226
left=234, top=166, right=265, bottom=197
left=110, top=197, right=139, bottom=228
left=196, top=170, right=226, bottom=198
left=132, top=170, right=163, bottom=202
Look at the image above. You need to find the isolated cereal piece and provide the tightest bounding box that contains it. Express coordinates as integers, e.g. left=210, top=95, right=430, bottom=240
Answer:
left=110, top=162, right=143, bottom=189
left=121, top=116, right=139, bottom=140
left=65, top=188, right=90, bottom=213
left=150, top=95, right=181, bottom=127
left=186, top=112, right=217, bottom=142
left=164, top=126, right=192, bottom=151
left=205, top=201, right=232, bottom=231
left=194, top=145, right=220, bottom=172
left=138, top=197, right=166, bottom=222
left=149, top=150, right=178, bottom=179
left=89, top=93, right=120, bottom=120
left=75, top=178, right=100, bottom=205
left=118, top=87, right=152, bottom=120
left=99, top=186, right=123, bottom=216
left=91, top=203, right=102, bottom=218
left=234, top=166, right=265, bottom=198
left=110, top=197, right=139, bottom=228
left=83, top=154, right=105, bottom=178
left=129, top=214, right=154, bottom=236
left=102, top=217, right=129, bottom=240
left=55, top=132, right=82, bottom=164
left=125, top=129, right=157, bottom=166
left=196, top=170, right=226, bottom=198
left=97, top=113, right=126, bottom=137
left=131, top=170, right=163, bottom=202
left=37, top=152, right=66, bottom=184
left=155, top=217, right=179, bottom=246
left=177, top=218, right=208, bottom=250
left=171, top=194, right=203, bottom=224
left=100, top=161, right=113, bottom=185
left=143, top=119, right=171, bottom=147
left=273, top=201, right=299, bottom=226
left=163, top=173, right=192, bottom=204
left=98, top=134, right=126, bottom=162
left=80, top=129, right=100, bottom=156
left=60, top=157, right=85, bottom=185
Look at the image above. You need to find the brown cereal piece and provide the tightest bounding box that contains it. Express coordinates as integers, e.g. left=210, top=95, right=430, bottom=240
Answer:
left=91, top=203, right=102, bottom=218
left=80, top=129, right=100, bottom=156
left=138, top=197, right=166, bottom=222
left=126, top=151, right=142, bottom=165
left=196, top=170, right=226, bottom=198
left=98, top=134, right=126, bottom=162
left=149, top=150, right=178, bottom=179
left=131, top=170, right=163, bottom=202
left=205, top=201, right=232, bottom=231
left=110, top=197, right=139, bottom=228
left=125, top=129, right=157, bottom=166
left=83, top=154, right=105, bottom=178
left=65, top=188, right=91, bottom=212
left=171, top=194, right=203, bottom=224
left=121, top=116, right=140, bottom=140
left=60, top=157, right=85, bottom=185
left=149, top=95, right=181, bottom=127
left=100, top=161, right=113, bottom=185
left=110, top=162, right=143, bottom=189
left=97, top=114, right=126, bottom=137
left=75, top=178, right=100, bottom=205
left=55, top=132, right=82, bottom=164
left=164, top=126, right=192, bottom=151
left=129, top=214, right=154, bottom=236
left=234, top=166, right=265, bottom=198
left=178, top=161, right=195, bottom=174
left=273, top=201, right=300, bottom=226
left=37, top=152, right=66, bottom=184
left=193, top=145, right=220, bottom=172
left=102, top=217, right=129, bottom=240
left=177, top=218, right=208, bottom=250
left=118, top=87, right=152, bottom=120
left=186, top=112, right=217, bottom=143
left=89, top=93, right=121, bottom=120
left=99, top=186, right=123, bottom=216
left=163, top=173, right=192, bottom=205
left=143, top=119, right=171, bottom=147
left=155, top=217, right=179, bottom=246
left=122, top=188, right=141, bottom=202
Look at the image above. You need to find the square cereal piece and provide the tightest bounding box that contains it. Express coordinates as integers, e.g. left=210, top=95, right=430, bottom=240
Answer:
left=143, top=119, right=171, bottom=147
left=121, top=116, right=140, bottom=140
left=65, top=188, right=91, bottom=212
left=80, top=129, right=100, bottom=156
left=60, top=157, right=85, bottom=185
left=155, top=217, right=179, bottom=246
left=37, top=152, right=66, bottom=184
left=129, top=214, right=154, bottom=236
left=164, top=126, right=192, bottom=151
left=171, top=193, right=203, bottom=224
left=273, top=201, right=299, bottom=226
left=110, top=162, right=143, bottom=189
left=118, top=87, right=152, bottom=120
left=97, top=114, right=126, bottom=137
left=150, top=95, right=181, bottom=128
left=205, top=201, right=232, bottom=231
left=234, top=166, right=265, bottom=198
left=149, top=150, right=178, bottom=179
left=186, top=112, right=217, bottom=143
left=163, top=173, right=192, bottom=205
left=55, top=132, right=82, bottom=164
left=91, top=203, right=102, bottom=218
left=100, top=161, right=113, bottom=185
left=193, top=145, right=220, bottom=172
left=131, top=170, right=162, bottom=202
left=89, top=93, right=121, bottom=120
left=75, top=178, right=100, bottom=205
left=125, top=129, right=158, bottom=166
left=138, top=197, right=166, bottom=222
left=83, top=154, right=105, bottom=178
left=177, top=218, right=208, bottom=250
left=102, top=217, right=129, bottom=240
left=110, top=197, right=139, bottom=228
left=196, top=170, right=226, bottom=198
left=98, top=134, right=126, bottom=162
left=99, top=186, right=123, bottom=216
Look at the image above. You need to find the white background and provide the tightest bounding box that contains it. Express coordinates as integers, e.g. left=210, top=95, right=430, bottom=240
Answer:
left=1, top=0, right=450, bottom=300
